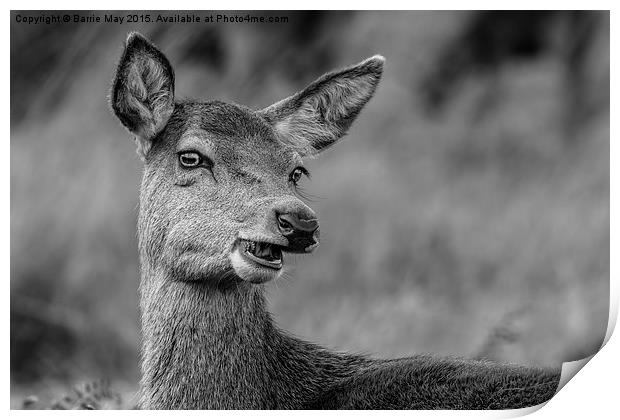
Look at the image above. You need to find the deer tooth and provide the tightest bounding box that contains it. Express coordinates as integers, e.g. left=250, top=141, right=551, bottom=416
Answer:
left=256, top=244, right=270, bottom=258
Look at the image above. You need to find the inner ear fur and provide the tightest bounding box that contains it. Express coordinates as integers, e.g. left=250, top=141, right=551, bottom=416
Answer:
left=111, top=32, right=175, bottom=157
left=260, top=55, right=385, bottom=156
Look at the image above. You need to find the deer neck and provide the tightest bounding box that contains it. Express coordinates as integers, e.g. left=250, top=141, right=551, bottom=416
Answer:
left=138, top=264, right=274, bottom=409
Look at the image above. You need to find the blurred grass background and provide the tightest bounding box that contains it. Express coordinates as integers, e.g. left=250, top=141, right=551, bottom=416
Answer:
left=10, top=10, right=609, bottom=407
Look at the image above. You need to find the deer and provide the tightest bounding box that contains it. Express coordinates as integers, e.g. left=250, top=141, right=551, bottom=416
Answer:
left=110, top=32, right=561, bottom=410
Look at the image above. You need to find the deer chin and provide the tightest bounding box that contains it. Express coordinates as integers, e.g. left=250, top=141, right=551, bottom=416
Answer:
left=230, top=239, right=284, bottom=284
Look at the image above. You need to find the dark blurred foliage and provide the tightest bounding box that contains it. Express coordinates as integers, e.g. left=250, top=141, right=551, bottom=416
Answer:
left=10, top=21, right=76, bottom=123
left=10, top=10, right=609, bottom=405
left=420, top=11, right=607, bottom=132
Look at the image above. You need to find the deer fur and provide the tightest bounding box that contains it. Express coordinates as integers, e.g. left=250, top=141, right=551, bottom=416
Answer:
left=110, top=32, right=561, bottom=410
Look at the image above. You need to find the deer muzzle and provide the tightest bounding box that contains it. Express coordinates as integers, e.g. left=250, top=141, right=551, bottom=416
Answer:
left=276, top=212, right=320, bottom=253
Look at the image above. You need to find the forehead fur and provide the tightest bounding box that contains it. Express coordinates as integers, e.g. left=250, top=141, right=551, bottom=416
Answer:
left=155, top=100, right=276, bottom=147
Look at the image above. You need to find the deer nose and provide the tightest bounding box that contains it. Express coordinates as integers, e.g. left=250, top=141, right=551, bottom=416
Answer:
left=276, top=211, right=319, bottom=252
left=277, top=213, right=319, bottom=235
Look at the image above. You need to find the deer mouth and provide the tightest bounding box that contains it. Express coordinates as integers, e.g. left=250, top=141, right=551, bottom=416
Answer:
left=238, top=239, right=283, bottom=270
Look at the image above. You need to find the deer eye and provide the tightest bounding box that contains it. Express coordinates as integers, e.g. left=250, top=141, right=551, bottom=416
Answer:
left=289, top=167, right=309, bottom=185
left=178, top=152, right=203, bottom=168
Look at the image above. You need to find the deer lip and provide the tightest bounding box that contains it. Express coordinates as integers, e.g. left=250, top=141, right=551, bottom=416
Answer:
left=238, top=239, right=283, bottom=270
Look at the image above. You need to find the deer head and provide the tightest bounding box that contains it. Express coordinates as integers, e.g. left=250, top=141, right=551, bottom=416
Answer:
left=111, top=32, right=384, bottom=286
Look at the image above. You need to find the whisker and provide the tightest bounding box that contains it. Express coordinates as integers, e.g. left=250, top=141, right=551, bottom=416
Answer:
left=294, top=186, right=324, bottom=203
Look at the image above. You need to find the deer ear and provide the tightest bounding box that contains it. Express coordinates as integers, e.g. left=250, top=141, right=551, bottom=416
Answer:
left=260, top=55, right=384, bottom=156
left=111, top=32, right=175, bottom=157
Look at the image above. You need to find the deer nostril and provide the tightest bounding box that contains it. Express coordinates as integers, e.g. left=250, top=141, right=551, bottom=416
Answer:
left=300, top=218, right=319, bottom=233
left=277, top=214, right=295, bottom=235
left=277, top=213, right=319, bottom=235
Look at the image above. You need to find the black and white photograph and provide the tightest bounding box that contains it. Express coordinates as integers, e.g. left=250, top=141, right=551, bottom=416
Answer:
left=10, top=9, right=610, bottom=410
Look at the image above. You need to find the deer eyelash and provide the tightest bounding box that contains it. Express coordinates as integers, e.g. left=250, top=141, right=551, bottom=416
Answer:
left=298, top=167, right=311, bottom=179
